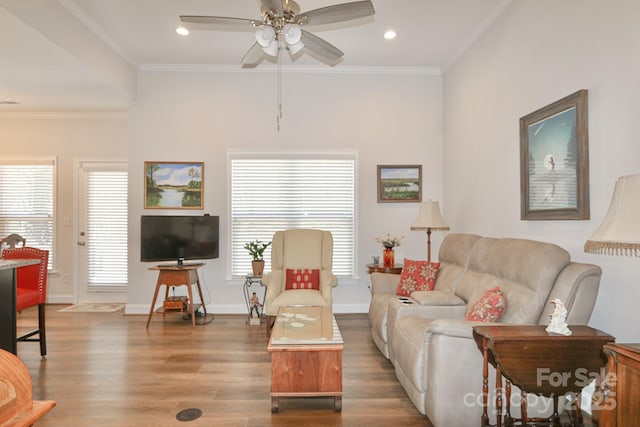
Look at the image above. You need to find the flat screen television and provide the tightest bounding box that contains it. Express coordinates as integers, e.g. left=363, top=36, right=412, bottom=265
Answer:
left=140, top=215, right=219, bottom=264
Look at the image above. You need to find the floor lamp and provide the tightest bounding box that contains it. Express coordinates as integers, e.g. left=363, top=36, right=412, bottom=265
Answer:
left=584, top=173, right=640, bottom=257
left=411, top=200, right=450, bottom=262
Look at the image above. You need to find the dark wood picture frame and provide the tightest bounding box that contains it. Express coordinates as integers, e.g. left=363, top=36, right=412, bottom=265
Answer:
left=377, top=165, right=422, bottom=203
left=144, top=161, right=204, bottom=209
left=520, top=90, right=589, bottom=220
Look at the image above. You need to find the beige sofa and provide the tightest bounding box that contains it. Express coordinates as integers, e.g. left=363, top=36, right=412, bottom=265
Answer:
left=368, top=233, right=602, bottom=426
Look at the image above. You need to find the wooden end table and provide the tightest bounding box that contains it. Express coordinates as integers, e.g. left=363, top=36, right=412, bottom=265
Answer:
left=267, top=305, right=343, bottom=413
left=473, top=325, right=614, bottom=427
left=367, top=263, right=403, bottom=274
left=146, top=263, right=207, bottom=328
left=595, top=343, right=640, bottom=425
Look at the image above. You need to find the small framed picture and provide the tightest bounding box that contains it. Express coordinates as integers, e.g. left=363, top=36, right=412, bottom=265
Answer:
left=520, top=90, right=589, bottom=220
left=377, top=165, right=422, bottom=203
left=144, top=161, right=204, bottom=209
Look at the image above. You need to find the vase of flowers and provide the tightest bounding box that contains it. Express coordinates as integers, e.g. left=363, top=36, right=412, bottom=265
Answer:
left=375, top=233, right=403, bottom=268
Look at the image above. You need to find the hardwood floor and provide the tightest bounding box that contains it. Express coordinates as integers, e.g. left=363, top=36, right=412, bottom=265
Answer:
left=14, top=306, right=431, bottom=427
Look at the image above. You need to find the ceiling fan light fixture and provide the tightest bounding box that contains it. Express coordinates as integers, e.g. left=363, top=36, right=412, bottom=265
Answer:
left=283, top=23, right=302, bottom=45
left=255, top=26, right=276, bottom=48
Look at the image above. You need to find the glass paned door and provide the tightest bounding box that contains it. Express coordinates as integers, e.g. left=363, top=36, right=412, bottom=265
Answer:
left=77, top=161, right=128, bottom=303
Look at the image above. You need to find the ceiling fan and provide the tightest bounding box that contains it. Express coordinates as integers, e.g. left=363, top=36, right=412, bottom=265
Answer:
left=179, top=0, right=376, bottom=66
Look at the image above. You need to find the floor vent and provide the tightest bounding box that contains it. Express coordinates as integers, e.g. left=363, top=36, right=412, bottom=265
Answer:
left=176, top=408, right=203, bottom=422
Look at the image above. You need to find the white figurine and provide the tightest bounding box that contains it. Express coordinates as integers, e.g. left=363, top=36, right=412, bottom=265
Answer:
left=545, top=298, right=572, bottom=336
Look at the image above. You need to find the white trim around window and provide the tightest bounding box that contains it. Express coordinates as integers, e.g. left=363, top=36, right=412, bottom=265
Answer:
left=228, top=150, right=358, bottom=279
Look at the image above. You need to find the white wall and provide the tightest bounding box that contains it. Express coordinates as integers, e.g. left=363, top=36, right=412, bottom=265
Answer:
left=443, top=0, right=640, bottom=341
left=126, top=68, right=444, bottom=314
left=0, top=114, right=128, bottom=302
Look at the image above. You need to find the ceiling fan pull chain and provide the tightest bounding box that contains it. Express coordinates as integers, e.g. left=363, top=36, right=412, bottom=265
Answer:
left=276, top=44, right=283, bottom=131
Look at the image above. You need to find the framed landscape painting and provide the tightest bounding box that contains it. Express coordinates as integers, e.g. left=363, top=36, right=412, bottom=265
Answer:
left=145, top=161, right=204, bottom=209
left=520, top=90, right=589, bottom=220
left=377, top=165, right=422, bottom=203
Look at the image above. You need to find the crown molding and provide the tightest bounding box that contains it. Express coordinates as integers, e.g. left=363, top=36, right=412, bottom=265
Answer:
left=0, top=112, right=128, bottom=120
left=139, top=63, right=441, bottom=76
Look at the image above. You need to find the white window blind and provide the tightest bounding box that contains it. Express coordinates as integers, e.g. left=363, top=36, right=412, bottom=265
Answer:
left=0, top=160, right=55, bottom=270
left=231, top=156, right=355, bottom=277
left=86, top=170, right=128, bottom=286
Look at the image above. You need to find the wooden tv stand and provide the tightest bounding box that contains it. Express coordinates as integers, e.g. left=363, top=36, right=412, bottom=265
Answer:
left=146, top=263, right=207, bottom=328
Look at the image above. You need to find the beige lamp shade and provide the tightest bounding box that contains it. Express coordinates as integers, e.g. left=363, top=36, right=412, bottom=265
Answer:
left=411, top=200, right=450, bottom=231
left=584, top=173, right=640, bottom=257
left=411, top=200, right=449, bottom=262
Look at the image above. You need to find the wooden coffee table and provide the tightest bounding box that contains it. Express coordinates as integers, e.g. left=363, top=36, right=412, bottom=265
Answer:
left=267, top=305, right=343, bottom=413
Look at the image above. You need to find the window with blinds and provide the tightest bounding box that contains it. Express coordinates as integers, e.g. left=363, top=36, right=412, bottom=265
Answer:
left=85, top=170, right=128, bottom=287
left=0, top=160, right=55, bottom=270
left=230, top=155, right=356, bottom=277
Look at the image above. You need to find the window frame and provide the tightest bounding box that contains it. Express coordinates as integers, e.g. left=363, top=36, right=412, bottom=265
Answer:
left=0, top=157, right=57, bottom=271
left=228, top=150, right=358, bottom=280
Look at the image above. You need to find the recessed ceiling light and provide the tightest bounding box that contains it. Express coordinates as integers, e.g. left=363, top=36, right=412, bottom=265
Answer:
left=384, top=30, right=397, bottom=40
left=176, top=26, right=189, bottom=36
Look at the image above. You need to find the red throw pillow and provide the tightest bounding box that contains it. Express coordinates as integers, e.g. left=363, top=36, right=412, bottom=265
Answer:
left=465, top=286, right=507, bottom=322
left=396, top=260, right=440, bottom=297
left=285, top=268, right=320, bottom=290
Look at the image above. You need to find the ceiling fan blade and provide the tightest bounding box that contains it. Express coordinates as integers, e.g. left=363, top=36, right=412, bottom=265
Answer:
left=241, top=42, right=265, bottom=66
left=282, top=0, right=300, bottom=14
left=300, top=30, right=344, bottom=62
left=295, top=0, right=375, bottom=26
left=179, top=15, right=259, bottom=30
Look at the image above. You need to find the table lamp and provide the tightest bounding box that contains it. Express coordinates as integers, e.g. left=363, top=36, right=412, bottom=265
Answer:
left=584, top=173, right=640, bottom=256
left=411, top=200, right=450, bottom=262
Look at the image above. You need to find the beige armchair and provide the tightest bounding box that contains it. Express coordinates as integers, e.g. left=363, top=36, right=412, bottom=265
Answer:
left=262, top=229, right=338, bottom=330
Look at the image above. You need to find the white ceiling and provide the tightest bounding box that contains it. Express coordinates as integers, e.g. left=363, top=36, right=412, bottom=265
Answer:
left=0, top=0, right=510, bottom=113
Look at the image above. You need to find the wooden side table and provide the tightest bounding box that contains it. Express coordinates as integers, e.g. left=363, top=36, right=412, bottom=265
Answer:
left=472, top=325, right=614, bottom=427
left=146, top=263, right=207, bottom=328
left=367, top=263, right=403, bottom=274
left=595, top=343, right=640, bottom=426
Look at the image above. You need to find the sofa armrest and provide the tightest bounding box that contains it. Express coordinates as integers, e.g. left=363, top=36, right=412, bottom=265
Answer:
left=320, top=271, right=338, bottom=304
left=320, top=270, right=338, bottom=288
left=539, top=262, right=602, bottom=325
left=370, top=272, right=399, bottom=295
left=262, top=271, right=282, bottom=308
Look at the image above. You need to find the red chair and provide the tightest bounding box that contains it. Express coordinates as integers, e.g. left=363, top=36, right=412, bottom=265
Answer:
left=1, top=247, right=49, bottom=357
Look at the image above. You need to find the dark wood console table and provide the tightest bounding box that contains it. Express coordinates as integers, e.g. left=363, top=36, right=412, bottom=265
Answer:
left=146, top=263, right=207, bottom=328
left=473, top=325, right=614, bottom=427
